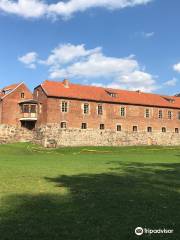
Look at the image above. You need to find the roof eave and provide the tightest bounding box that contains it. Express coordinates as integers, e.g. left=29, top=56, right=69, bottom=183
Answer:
left=1, top=82, right=24, bottom=100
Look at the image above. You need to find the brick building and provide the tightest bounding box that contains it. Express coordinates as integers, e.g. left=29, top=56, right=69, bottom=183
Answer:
left=34, top=79, right=180, bottom=133
left=1, top=79, right=180, bottom=146
left=0, top=82, right=37, bottom=129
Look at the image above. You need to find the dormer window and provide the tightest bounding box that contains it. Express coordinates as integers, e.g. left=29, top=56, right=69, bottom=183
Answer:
left=2, top=89, right=11, bottom=95
left=109, top=93, right=117, bottom=97
left=162, top=97, right=175, bottom=103
left=106, top=90, right=118, bottom=98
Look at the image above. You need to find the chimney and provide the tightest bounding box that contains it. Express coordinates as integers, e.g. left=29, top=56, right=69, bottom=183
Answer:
left=63, top=79, right=69, bottom=88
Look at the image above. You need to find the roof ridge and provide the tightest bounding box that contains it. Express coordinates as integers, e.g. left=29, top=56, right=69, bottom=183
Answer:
left=43, top=79, right=174, bottom=98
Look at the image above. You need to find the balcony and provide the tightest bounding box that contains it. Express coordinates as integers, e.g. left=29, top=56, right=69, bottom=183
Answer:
left=19, top=100, right=38, bottom=130
left=19, top=100, right=38, bottom=121
left=20, top=112, right=37, bottom=121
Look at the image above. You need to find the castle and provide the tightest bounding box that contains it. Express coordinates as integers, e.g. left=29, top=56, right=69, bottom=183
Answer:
left=1, top=79, right=180, bottom=147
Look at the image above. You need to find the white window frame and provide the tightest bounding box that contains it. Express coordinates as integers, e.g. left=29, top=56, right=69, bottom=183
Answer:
left=83, top=103, right=90, bottom=115
left=61, top=101, right=68, bottom=113
left=120, top=106, right=126, bottom=117
left=168, top=110, right=173, bottom=120
left=145, top=108, right=150, bottom=118
left=158, top=109, right=163, bottom=119
left=97, top=104, right=103, bottom=115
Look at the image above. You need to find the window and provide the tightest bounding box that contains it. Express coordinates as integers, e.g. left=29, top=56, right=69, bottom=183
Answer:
left=120, top=107, right=125, bottom=117
left=163, top=97, right=175, bottom=103
left=106, top=90, right=117, bottom=98
left=162, top=127, right=166, bottom=133
left=23, top=105, right=29, bottom=113
left=175, top=128, right=179, bottom=133
left=100, top=124, right=105, bottom=130
left=61, top=101, right=68, bottom=112
left=133, top=126, right=138, bottom=132
left=147, top=127, right=152, bottom=132
left=97, top=104, right=103, bottom=115
left=178, top=112, right=180, bottom=120
left=81, top=123, right=87, bottom=129
left=30, top=105, right=36, bottom=113
left=145, top=109, right=150, bottom=118
left=83, top=103, right=89, bottom=114
left=158, top=110, right=163, bottom=119
left=109, top=93, right=117, bottom=97
left=21, top=92, right=24, bottom=98
left=168, top=111, right=172, bottom=119
left=61, top=122, right=67, bottom=129
left=117, top=125, right=121, bottom=131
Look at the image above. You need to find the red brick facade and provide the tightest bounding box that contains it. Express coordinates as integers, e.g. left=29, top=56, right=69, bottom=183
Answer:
left=0, top=83, right=33, bottom=126
left=1, top=80, right=180, bottom=137
left=34, top=80, right=180, bottom=134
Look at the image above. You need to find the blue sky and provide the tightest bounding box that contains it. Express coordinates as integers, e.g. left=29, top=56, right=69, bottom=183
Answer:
left=0, top=0, right=180, bottom=95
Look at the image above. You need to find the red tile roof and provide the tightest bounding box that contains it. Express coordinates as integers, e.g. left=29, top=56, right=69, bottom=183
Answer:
left=40, top=79, right=180, bottom=109
left=0, top=83, right=22, bottom=99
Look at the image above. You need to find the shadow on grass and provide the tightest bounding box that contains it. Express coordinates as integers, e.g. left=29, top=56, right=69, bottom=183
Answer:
left=0, top=162, right=180, bottom=240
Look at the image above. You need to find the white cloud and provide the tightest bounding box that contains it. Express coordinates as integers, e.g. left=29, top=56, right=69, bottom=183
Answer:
left=43, top=43, right=101, bottom=66
left=0, top=0, right=153, bottom=19
left=0, top=0, right=46, bottom=18
left=18, top=52, right=38, bottom=69
left=142, top=32, right=154, bottom=38
left=164, top=78, right=177, bottom=87
left=173, top=63, right=180, bottom=73
left=106, top=71, right=157, bottom=92
left=55, top=52, right=138, bottom=79
left=19, top=43, right=158, bottom=92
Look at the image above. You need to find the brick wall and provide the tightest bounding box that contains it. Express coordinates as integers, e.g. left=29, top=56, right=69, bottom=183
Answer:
left=1, top=83, right=32, bottom=126
left=1, top=84, right=180, bottom=147
left=33, top=86, right=48, bottom=126
left=34, top=88, right=180, bottom=133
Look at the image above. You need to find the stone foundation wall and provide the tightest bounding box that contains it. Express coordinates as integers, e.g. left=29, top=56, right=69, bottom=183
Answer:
left=1, top=124, right=180, bottom=147
left=34, top=124, right=180, bottom=147
left=0, top=125, right=34, bottom=144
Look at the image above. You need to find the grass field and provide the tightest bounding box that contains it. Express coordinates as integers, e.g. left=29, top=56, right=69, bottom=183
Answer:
left=0, top=143, right=180, bottom=240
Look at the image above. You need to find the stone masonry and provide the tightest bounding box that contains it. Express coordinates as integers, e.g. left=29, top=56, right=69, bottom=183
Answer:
left=0, top=125, right=34, bottom=144
left=33, top=124, right=180, bottom=147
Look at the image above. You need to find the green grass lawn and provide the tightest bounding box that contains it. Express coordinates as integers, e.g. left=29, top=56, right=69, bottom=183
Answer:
left=0, top=143, right=180, bottom=240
